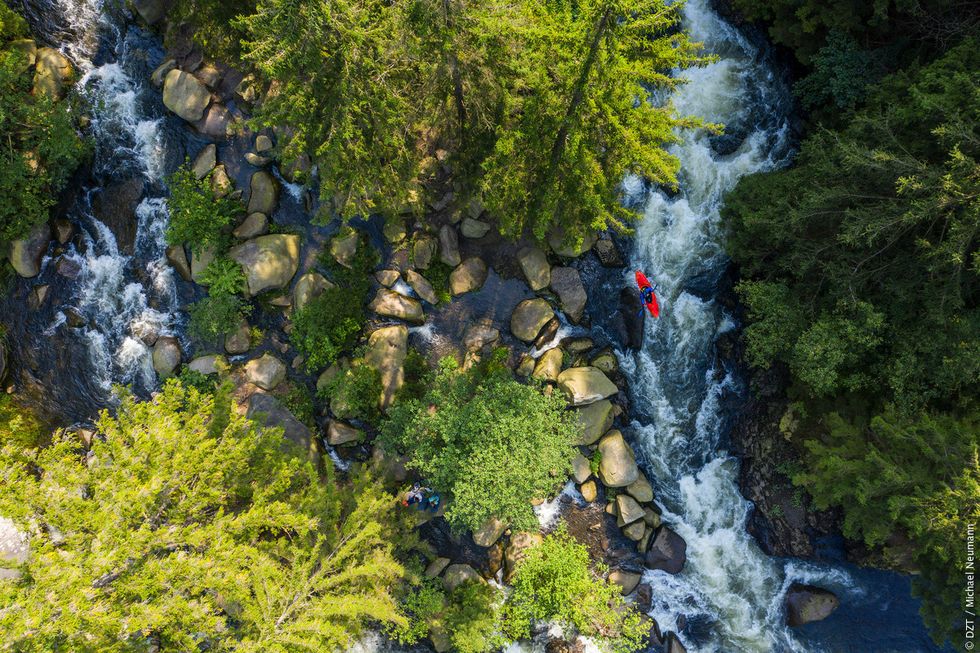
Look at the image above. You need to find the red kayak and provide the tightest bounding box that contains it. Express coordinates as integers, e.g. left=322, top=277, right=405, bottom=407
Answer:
left=635, top=271, right=660, bottom=318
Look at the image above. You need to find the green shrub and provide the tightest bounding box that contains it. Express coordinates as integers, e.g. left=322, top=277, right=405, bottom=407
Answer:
left=319, top=364, right=381, bottom=423
left=424, top=261, right=453, bottom=305
left=199, top=257, right=246, bottom=295
left=503, top=527, right=646, bottom=653
left=0, top=394, right=47, bottom=450
left=176, top=367, right=217, bottom=395
left=444, top=580, right=503, bottom=653
left=188, top=293, right=248, bottom=341
left=283, top=384, right=316, bottom=428
left=380, top=352, right=575, bottom=532
left=387, top=577, right=446, bottom=646
left=397, top=347, right=430, bottom=404
left=165, top=165, right=240, bottom=255
left=291, top=288, right=365, bottom=372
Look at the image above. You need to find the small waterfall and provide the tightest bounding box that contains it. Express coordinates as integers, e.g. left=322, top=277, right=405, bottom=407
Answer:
left=14, top=0, right=183, bottom=416
left=623, top=2, right=945, bottom=652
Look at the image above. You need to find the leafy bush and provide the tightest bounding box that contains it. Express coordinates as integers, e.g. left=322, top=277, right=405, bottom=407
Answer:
left=0, top=394, right=46, bottom=450
left=380, top=352, right=575, bottom=532
left=165, top=165, right=240, bottom=254
left=0, top=41, right=87, bottom=245
left=320, top=363, right=382, bottom=423
left=175, top=367, right=217, bottom=395
left=283, top=384, right=316, bottom=428
left=387, top=577, right=446, bottom=646
left=397, top=347, right=430, bottom=404
left=503, top=527, right=646, bottom=653
left=444, top=580, right=503, bottom=653
left=199, top=257, right=246, bottom=295
left=291, top=288, right=365, bottom=372
left=0, top=381, right=408, bottom=650
left=188, top=293, right=248, bottom=341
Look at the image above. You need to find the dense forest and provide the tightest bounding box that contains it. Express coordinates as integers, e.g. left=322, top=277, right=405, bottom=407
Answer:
left=0, top=0, right=977, bottom=651
left=725, top=0, right=979, bottom=645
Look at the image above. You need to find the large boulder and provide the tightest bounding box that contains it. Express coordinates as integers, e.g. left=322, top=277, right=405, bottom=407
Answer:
left=199, top=103, right=231, bottom=138
left=93, top=176, right=144, bottom=255
left=785, top=584, right=840, bottom=627
left=597, top=430, right=639, bottom=487
left=33, top=47, right=72, bottom=99
left=369, top=288, right=424, bottom=324
left=510, top=298, right=554, bottom=343
left=463, top=323, right=500, bottom=353
left=192, top=144, right=216, bottom=179
left=166, top=245, right=192, bottom=281
left=244, top=353, right=286, bottom=391
left=133, top=0, right=169, bottom=25
left=609, top=569, right=642, bottom=596
left=517, top=246, right=551, bottom=291
left=327, top=420, right=363, bottom=446
left=504, top=531, right=543, bottom=582
left=405, top=270, right=438, bottom=305
left=548, top=227, right=598, bottom=259
left=450, top=257, right=488, bottom=296
left=550, top=267, right=587, bottom=323
left=228, top=234, right=300, bottom=296
left=9, top=222, right=51, bottom=278
left=151, top=336, right=181, bottom=379
left=439, top=225, right=461, bottom=267
left=616, top=494, right=645, bottom=524
left=188, top=354, right=225, bottom=375
left=412, top=235, right=437, bottom=270
left=190, top=246, right=216, bottom=284
left=573, top=399, right=614, bottom=445
left=293, top=272, right=333, bottom=312
left=364, top=325, right=408, bottom=410
left=330, top=230, right=359, bottom=268
left=645, top=527, right=687, bottom=575
left=460, top=217, right=491, bottom=239
left=246, top=393, right=318, bottom=463
left=443, top=564, right=483, bottom=592
left=247, top=171, right=280, bottom=216
left=224, top=319, right=251, bottom=354
left=557, top=367, right=617, bottom=406
left=531, top=348, right=563, bottom=383
left=233, top=213, right=268, bottom=240
left=594, top=237, right=625, bottom=267
left=472, top=516, right=509, bottom=548
left=162, top=69, right=210, bottom=122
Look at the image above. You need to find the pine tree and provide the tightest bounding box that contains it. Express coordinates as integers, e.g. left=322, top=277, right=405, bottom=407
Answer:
left=0, top=381, right=406, bottom=651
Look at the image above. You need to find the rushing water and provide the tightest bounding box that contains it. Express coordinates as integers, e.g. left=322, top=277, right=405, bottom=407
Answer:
left=621, top=2, right=948, bottom=652
left=9, top=0, right=188, bottom=419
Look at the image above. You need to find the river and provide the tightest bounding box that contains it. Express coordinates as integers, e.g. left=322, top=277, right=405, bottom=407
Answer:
left=6, top=0, right=950, bottom=651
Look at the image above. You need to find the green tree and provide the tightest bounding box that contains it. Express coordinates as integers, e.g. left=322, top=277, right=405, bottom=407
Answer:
left=165, top=164, right=241, bottom=254
left=0, top=21, right=87, bottom=245
left=481, top=0, right=713, bottom=243
left=380, top=352, right=575, bottom=532
left=0, top=381, right=407, bottom=651
left=503, top=527, right=647, bottom=653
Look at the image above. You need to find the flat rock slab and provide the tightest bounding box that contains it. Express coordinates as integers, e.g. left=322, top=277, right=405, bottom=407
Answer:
left=510, top=298, right=554, bottom=342
left=557, top=366, right=618, bottom=406
left=163, top=69, right=210, bottom=122
left=573, top=399, right=614, bottom=445
left=245, top=353, right=286, bottom=391
left=229, top=234, right=300, bottom=296
left=597, top=430, right=639, bottom=488
left=517, top=246, right=550, bottom=291
left=369, top=288, right=424, bottom=323
left=450, top=257, right=488, bottom=295
left=365, top=325, right=408, bottom=410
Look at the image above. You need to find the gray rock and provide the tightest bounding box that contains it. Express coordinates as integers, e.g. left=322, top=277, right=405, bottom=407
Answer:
left=375, top=269, right=400, bottom=287
left=244, top=152, right=270, bottom=167
left=449, top=257, right=488, bottom=296
left=293, top=272, right=333, bottom=312
left=460, top=217, right=491, bottom=239
left=233, top=212, right=268, bottom=240
left=247, top=171, right=280, bottom=216
left=666, top=633, right=687, bottom=653
left=623, top=520, right=646, bottom=541
left=210, top=164, right=233, bottom=198
left=246, top=393, right=318, bottom=463
left=188, top=354, right=225, bottom=375
left=28, top=285, right=49, bottom=310
left=190, top=246, right=216, bottom=284
left=192, top=144, right=216, bottom=180
left=425, top=557, right=451, bottom=578
left=645, top=527, right=687, bottom=575
left=224, top=319, right=250, bottom=355
left=330, top=230, right=359, bottom=268
left=510, top=298, right=555, bottom=342
left=33, top=47, right=72, bottom=99
left=571, top=453, right=591, bottom=484
left=383, top=219, right=406, bottom=244
left=133, top=0, right=168, bottom=24
left=557, top=366, right=618, bottom=406
left=547, top=227, right=598, bottom=259
left=550, top=267, right=587, bottom=323
left=150, top=58, right=176, bottom=87
left=152, top=336, right=181, bottom=379
left=199, top=103, right=232, bottom=138
left=443, top=564, right=483, bottom=592
left=580, top=479, right=598, bottom=503
left=405, top=270, right=438, bottom=305
left=504, top=531, right=543, bottom=582
left=369, top=288, right=424, bottom=323
left=166, top=245, right=191, bottom=281
left=365, top=325, right=407, bottom=410
left=597, top=430, right=639, bottom=488
left=255, top=134, right=274, bottom=153
left=573, top=399, right=614, bottom=445
left=590, top=348, right=618, bottom=374
left=472, top=516, right=508, bottom=548
left=785, top=584, right=840, bottom=627
left=609, top=569, right=642, bottom=595
left=533, top=317, right=561, bottom=350
left=439, top=224, right=461, bottom=267
left=53, top=218, right=73, bottom=245
left=228, top=234, right=300, bottom=296
left=594, top=237, right=625, bottom=267
left=412, top=235, right=438, bottom=270
left=532, top=348, right=563, bottom=383
left=627, top=475, right=654, bottom=503
left=244, top=353, right=286, bottom=391
left=616, top=494, right=645, bottom=524
left=463, top=323, right=499, bottom=352
left=9, top=223, right=51, bottom=278
left=162, top=69, right=210, bottom=122
left=327, top=420, right=363, bottom=446
left=517, top=246, right=551, bottom=291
